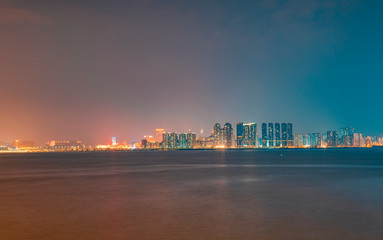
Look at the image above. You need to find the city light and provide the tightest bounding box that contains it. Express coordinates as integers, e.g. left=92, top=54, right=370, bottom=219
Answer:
left=1, top=123, right=382, bottom=152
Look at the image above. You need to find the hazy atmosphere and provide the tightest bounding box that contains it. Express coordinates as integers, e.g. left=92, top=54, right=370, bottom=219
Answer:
left=1, top=0, right=382, bottom=144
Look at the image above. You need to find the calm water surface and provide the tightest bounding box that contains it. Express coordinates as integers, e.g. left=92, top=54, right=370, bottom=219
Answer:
left=1, top=149, right=383, bottom=240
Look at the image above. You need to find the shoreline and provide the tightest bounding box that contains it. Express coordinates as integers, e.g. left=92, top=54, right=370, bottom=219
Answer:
left=0, top=146, right=382, bottom=154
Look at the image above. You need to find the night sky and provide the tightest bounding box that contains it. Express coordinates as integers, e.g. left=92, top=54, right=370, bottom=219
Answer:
left=1, top=0, right=382, bottom=145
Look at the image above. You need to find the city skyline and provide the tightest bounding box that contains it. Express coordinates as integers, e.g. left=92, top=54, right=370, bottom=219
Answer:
left=3, top=120, right=382, bottom=150
left=1, top=0, right=383, bottom=144
left=1, top=119, right=382, bottom=146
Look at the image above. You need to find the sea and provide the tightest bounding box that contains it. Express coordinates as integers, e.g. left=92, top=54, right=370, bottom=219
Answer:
left=1, top=148, right=383, bottom=240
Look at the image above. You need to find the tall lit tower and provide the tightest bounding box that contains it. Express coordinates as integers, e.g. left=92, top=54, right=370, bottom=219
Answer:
left=287, top=123, right=293, bottom=146
left=155, top=129, right=165, bottom=142
left=262, top=123, right=267, bottom=147
left=281, top=123, right=287, bottom=147
left=237, top=123, right=244, bottom=147
left=268, top=123, right=274, bottom=147
left=275, top=123, right=281, bottom=147
left=213, top=123, right=222, bottom=146
left=223, top=123, right=233, bottom=147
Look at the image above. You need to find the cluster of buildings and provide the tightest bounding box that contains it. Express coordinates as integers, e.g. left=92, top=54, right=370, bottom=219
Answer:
left=2, top=125, right=382, bottom=152
left=294, top=127, right=377, bottom=148
left=136, top=123, right=381, bottom=150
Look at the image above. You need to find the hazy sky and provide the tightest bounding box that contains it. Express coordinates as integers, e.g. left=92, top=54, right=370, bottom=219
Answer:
left=1, top=0, right=382, bottom=144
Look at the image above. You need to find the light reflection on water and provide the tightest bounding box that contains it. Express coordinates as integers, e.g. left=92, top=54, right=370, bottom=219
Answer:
left=0, top=150, right=383, bottom=240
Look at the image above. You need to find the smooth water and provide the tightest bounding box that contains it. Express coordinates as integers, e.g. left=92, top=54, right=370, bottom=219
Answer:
left=1, top=149, right=383, bottom=240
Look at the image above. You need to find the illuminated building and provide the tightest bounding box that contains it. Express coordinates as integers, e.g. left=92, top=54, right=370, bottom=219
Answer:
left=223, top=123, right=233, bottom=147
left=196, top=137, right=206, bottom=148
left=287, top=123, right=293, bottom=146
left=293, top=134, right=304, bottom=147
left=281, top=123, right=287, bottom=147
left=353, top=133, right=363, bottom=147
left=205, top=135, right=215, bottom=148
left=47, top=140, right=84, bottom=149
left=155, top=129, right=165, bottom=142
left=268, top=123, right=274, bottom=147
left=238, top=123, right=256, bottom=147
left=187, top=132, right=197, bottom=148
left=303, top=134, right=309, bottom=146
left=141, top=139, right=148, bottom=148
left=327, top=131, right=338, bottom=147
left=366, top=136, right=373, bottom=147
left=275, top=123, right=281, bottom=147
left=243, top=124, right=250, bottom=146
left=213, top=123, right=223, bottom=147
left=178, top=133, right=187, bottom=148
left=112, top=137, right=119, bottom=146
left=262, top=123, right=267, bottom=147
left=339, top=127, right=354, bottom=146
left=162, top=133, right=170, bottom=149
left=162, top=132, right=178, bottom=149
left=144, top=135, right=154, bottom=142
left=311, top=133, right=321, bottom=148
left=237, top=123, right=244, bottom=147
left=213, top=123, right=234, bottom=148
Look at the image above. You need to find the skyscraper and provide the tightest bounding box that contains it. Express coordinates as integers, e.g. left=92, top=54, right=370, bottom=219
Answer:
left=281, top=123, right=287, bottom=147
left=186, top=132, right=196, bottom=149
left=287, top=123, right=293, bottom=146
left=170, top=132, right=178, bottom=149
left=339, top=127, right=355, bottom=146
left=223, top=123, right=233, bottom=147
left=268, top=123, right=274, bottom=147
left=248, top=123, right=257, bottom=147
left=162, top=132, right=178, bottom=149
left=178, top=133, right=187, bottom=148
left=162, top=133, right=170, bottom=149
left=353, top=133, right=363, bottom=147
left=275, top=123, right=281, bottom=147
left=262, top=123, right=267, bottom=147
left=237, top=122, right=256, bottom=147
left=155, top=129, right=165, bottom=142
left=311, top=133, right=321, bottom=148
left=236, top=123, right=244, bottom=147
left=327, top=131, right=338, bottom=147
left=213, top=123, right=222, bottom=147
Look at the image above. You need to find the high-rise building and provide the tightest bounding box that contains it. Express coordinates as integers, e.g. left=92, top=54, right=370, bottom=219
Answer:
left=178, top=133, right=187, bottom=148
left=162, top=132, right=178, bottom=149
left=236, top=123, right=244, bottom=147
left=365, top=136, right=373, bottom=147
left=287, top=123, right=293, bottom=146
left=327, top=131, right=338, bottom=147
left=186, top=132, right=196, bottom=148
left=281, top=123, right=287, bottom=147
left=311, top=133, right=321, bottom=148
left=243, top=123, right=257, bottom=147
left=353, top=133, right=363, bottom=147
left=223, top=123, right=233, bottom=147
left=236, top=122, right=256, bottom=147
left=295, top=134, right=304, bottom=147
left=262, top=123, right=267, bottom=147
left=213, top=123, right=223, bottom=147
left=162, top=133, right=170, bottom=149
left=339, top=127, right=354, bottom=146
left=155, top=129, right=165, bottom=142
left=268, top=123, right=274, bottom=147
left=275, top=123, right=281, bottom=147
